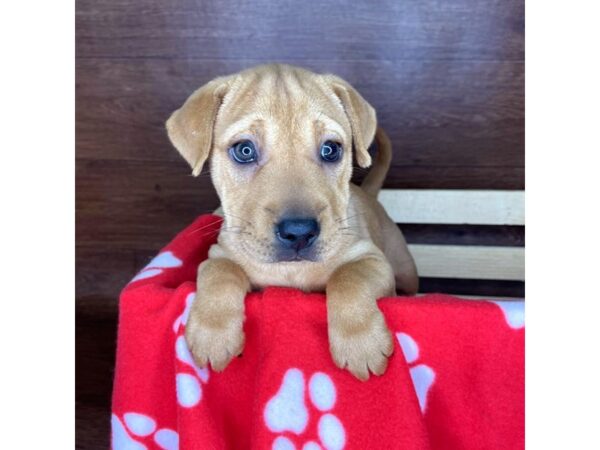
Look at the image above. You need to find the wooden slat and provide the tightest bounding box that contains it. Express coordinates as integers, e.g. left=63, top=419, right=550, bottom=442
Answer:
left=369, top=167, right=524, bottom=190
left=76, top=58, right=524, bottom=180
left=418, top=278, right=524, bottom=298
left=400, top=224, right=524, bottom=247
left=380, top=190, right=524, bottom=225
left=76, top=158, right=220, bottom=249
left=451, top=295, right=524, bottom=301
left=417, top=293, right=522, bottom=301
left=76, top=0, right=523, bottom=60
left=408, top=244, right=524, bottom=281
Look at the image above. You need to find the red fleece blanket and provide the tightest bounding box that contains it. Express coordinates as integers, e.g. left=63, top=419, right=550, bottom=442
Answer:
left=111, top=214, right=524, bottom=450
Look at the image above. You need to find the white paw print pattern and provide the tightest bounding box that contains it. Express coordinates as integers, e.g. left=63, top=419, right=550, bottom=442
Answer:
left=172, top=291, right=211, bottom=407
left=129, top=251, right=182, bottom=283
left=396, top=332, right=436, bottom=414
left=264, top=368, right=346, bottom=450
left=112, top=412, right=179, bottom=450
left=172, top=292, right=195, bottom=333
left=175, top=334, right=210, bottom=408
left=490, top=300, right=525, bottom=329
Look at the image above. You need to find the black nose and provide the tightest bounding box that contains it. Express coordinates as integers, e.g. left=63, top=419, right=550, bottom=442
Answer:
left=276, top=218, right=320, bottom=251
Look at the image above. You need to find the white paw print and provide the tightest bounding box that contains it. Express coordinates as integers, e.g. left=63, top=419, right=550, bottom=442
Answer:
left=396, top=332, right=436, bottom=413
left=489, top=300, right=524, bottom=329
left=129, top=251, right=182, bottom=283
left=172, top=291, right=195, bottom=333
left=264, top=368, right=346, bottom=450
left=175, top=334, right=210, bottom=408
left=172, top=291, right=211, bottom=407
left=111, top=412, right=179, bottom=450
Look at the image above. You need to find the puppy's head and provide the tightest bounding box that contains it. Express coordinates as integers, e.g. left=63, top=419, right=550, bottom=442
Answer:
left=167, top=64, right=376, bottom=264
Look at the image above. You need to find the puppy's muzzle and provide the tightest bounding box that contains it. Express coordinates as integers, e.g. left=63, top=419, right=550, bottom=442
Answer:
left=275, top=218, right=320, bottom=252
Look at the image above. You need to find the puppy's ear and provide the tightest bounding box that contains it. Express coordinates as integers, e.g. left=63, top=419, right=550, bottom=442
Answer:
left=166, top=76, right=233, bottom=176
left=324, top=75, right=377, bottom=168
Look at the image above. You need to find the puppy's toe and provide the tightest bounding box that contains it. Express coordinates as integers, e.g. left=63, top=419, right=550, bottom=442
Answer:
left=367, top=351, right=389, bottom=376
left=208, top=349, right=232, bottom=372
left=330, top=345, right=346, bottom=371
left=347, top=359, right=371, bottom=381
left=209, top=333, right=244, bottom=372
left=185, top=317, right=244, bottom=372
left=329, top=311, right=393, bottom=381
left=191, top=350, right=209, bottom=369
left=382, top=333, right=394, bottom=357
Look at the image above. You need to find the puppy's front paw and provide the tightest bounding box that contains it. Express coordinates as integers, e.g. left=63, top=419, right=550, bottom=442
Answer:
left=329, top=309, right=394, bottom=381
left=184, top=300, right=244, bottom=372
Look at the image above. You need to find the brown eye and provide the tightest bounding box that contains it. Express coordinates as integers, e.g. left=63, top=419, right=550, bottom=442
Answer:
left=230, top=140, right=257, bottom=164
left=320, top=141, right=342, bottom=162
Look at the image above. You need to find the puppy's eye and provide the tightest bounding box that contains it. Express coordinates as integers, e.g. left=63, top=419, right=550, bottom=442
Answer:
left=320, top=141, right=343, bottom=162
left=229, top=140, right=258, bottom=164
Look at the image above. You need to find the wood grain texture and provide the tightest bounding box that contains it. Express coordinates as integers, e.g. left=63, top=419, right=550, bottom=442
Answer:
left=76, top=246, right=156, bottom=311
left=400, top=224, right=524, bottom=247
left=76, top=402, right=112, bottom=450
left=408, top=244, right=525, bottom=281
left=379, top=190, right=525, bottom=225
left=76, top=311, right=117, bottom=449
left=76, top=158, right=220, bottom=249
left=77, top=58, right=524, bottom=171
left=419, top=277, right=524, bottom=298
left=76, top=0, right=523, bottom=60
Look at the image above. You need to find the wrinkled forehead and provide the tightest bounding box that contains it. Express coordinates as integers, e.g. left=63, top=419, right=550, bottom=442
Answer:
left=214, top=69, right=350, bottom=143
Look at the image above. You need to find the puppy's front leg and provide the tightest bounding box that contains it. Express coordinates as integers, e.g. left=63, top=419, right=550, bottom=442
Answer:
left=327, top=254, right=395, bottom=381
left=185, top=258, right=250, bottom=372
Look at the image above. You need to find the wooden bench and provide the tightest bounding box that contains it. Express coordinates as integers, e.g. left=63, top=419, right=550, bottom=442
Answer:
left=379, top=189, right=525, bottom=300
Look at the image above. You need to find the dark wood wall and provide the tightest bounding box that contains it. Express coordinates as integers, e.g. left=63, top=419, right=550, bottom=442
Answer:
left=76, top=0, right=524, bottom=447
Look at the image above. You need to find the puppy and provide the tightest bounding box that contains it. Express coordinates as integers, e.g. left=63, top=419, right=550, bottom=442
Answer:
left=166, top=64, right=418, bottom=380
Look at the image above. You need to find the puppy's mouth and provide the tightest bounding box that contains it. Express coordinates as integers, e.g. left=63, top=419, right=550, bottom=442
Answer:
left=273, top=247, right=320, bottom=263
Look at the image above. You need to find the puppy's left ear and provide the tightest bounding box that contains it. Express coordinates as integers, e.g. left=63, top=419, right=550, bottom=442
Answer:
left=166, top=75, right=234, bottom=176
left=324, top=75, right=377, bottom=168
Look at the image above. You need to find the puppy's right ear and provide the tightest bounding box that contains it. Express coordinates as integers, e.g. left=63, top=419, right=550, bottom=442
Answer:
left=166, top=76, right=233, bottom=176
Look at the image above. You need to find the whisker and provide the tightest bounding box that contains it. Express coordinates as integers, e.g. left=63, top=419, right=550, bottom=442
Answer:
left=219, top=230, right=251, bottom=236
left=335, top=212, right=368, bottom=223
left=219, top=230, right=252, bottom=236
left=338, top=228, right=362, bottom=234
left=190, top=228, right=221, bottom=237
left=187, top=218, right=225, bottom=235
left=189, top=228, right=250, bottom=241
left=339, top=233, right=361, bottom=239
left=221, top=212, right=252, bottom=225
left=194, top=226, right=252, bottom=237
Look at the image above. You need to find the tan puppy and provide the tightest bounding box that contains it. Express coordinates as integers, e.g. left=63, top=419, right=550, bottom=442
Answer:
left=167, top=64, right=418, bottom=380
